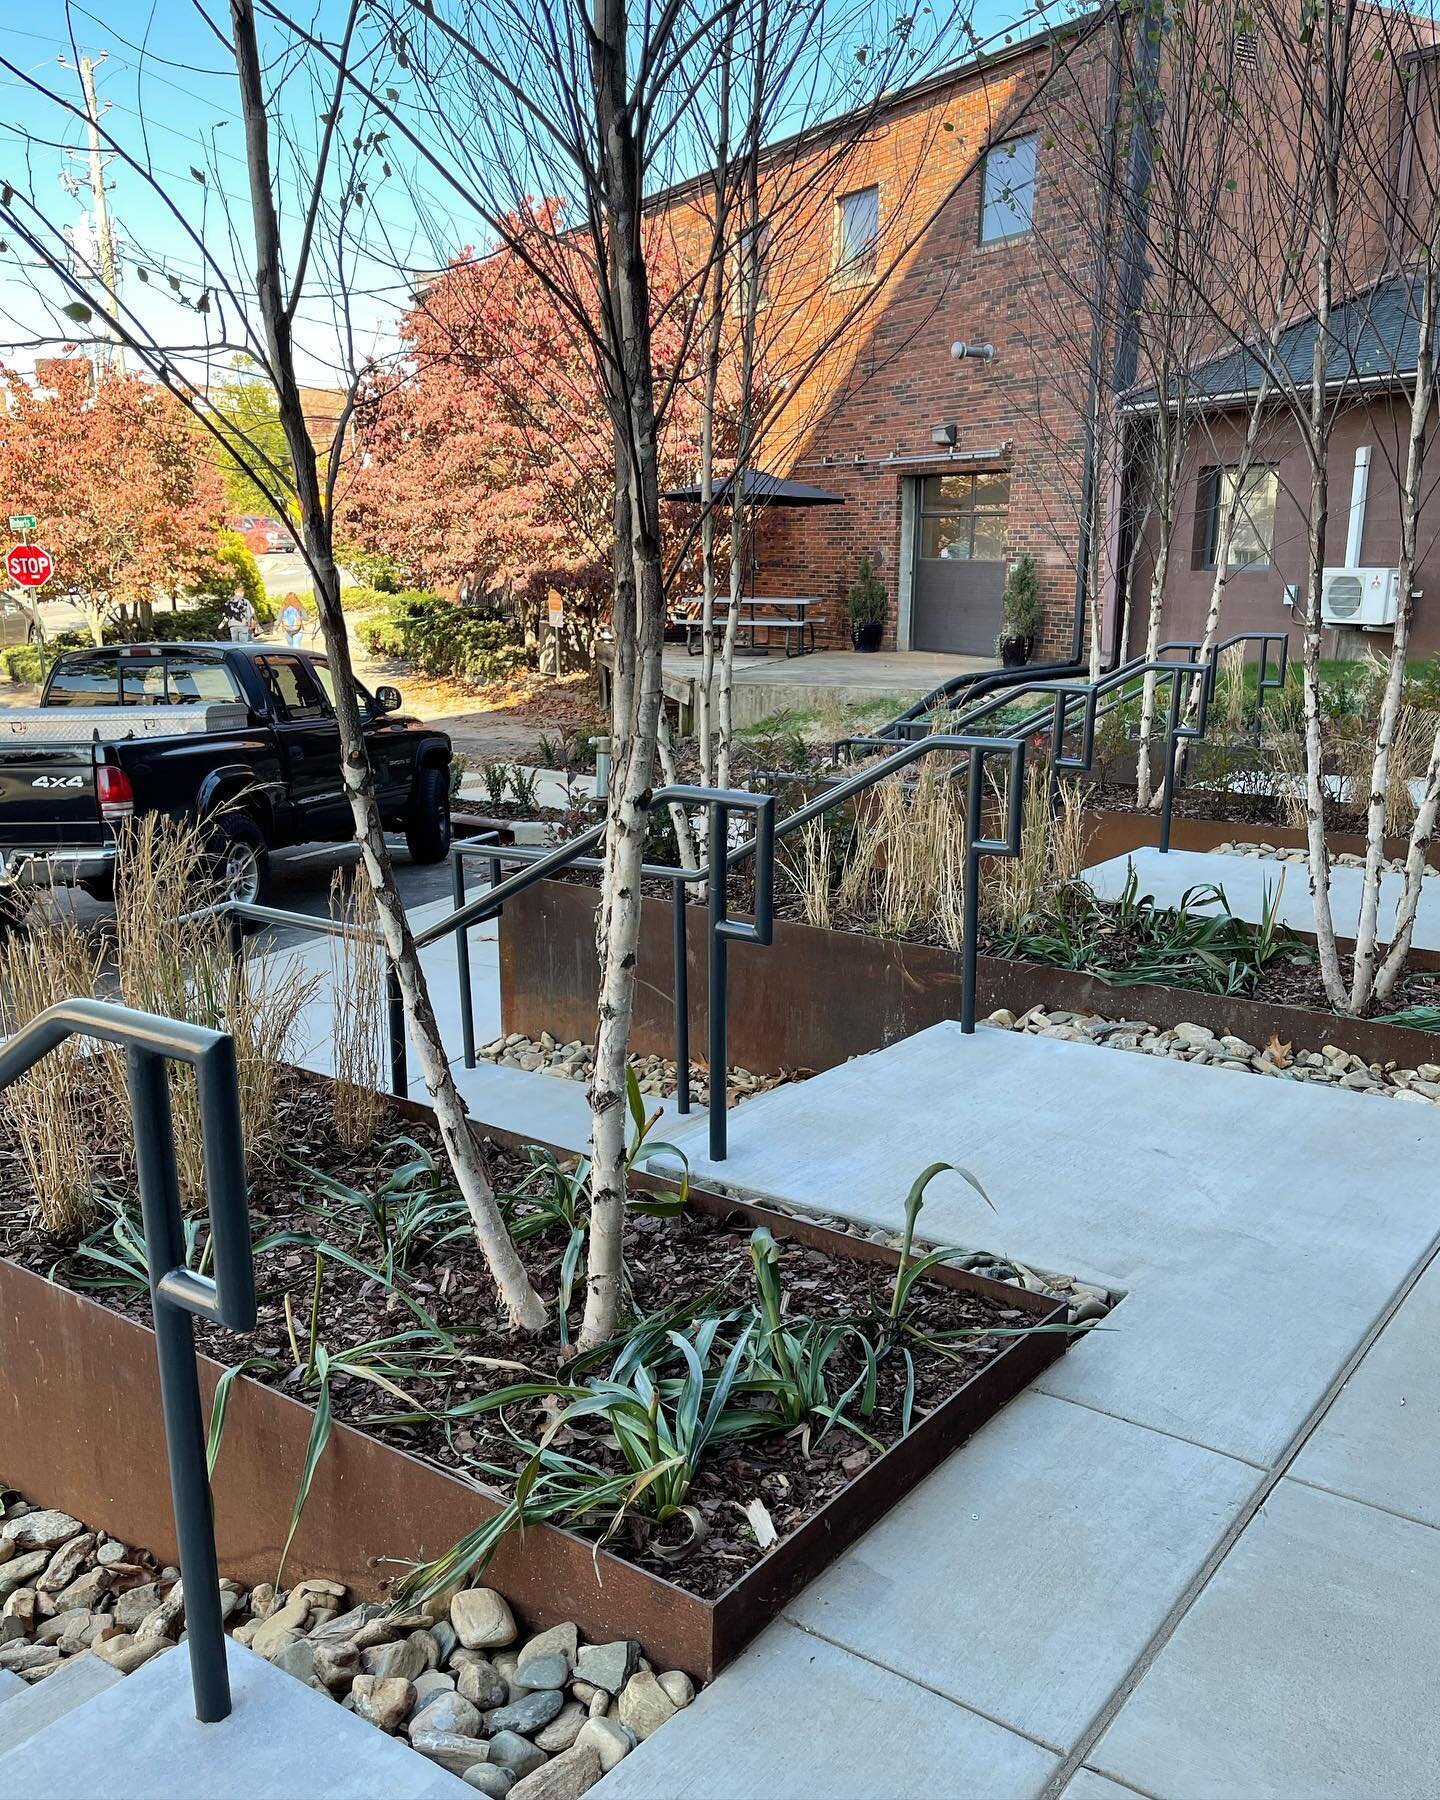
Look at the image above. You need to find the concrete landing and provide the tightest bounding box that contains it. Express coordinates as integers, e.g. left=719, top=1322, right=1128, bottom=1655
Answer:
left=0, top=1641, right=470, bottom=1798
left=1084, top=844, right=1440, bottom=950
left=633, top=645, right=993, bottom=730
left=590, top=1022, right=1440, bottom=1798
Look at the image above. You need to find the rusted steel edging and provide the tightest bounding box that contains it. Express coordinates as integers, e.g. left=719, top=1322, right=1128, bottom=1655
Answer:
left=499, top=877, right=1440, bottom=1081
left=0, top=1098, right=1068, bottom=1681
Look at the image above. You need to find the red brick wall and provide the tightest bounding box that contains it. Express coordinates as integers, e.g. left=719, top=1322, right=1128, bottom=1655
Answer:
left=655, top=28, right=1110, bottom=656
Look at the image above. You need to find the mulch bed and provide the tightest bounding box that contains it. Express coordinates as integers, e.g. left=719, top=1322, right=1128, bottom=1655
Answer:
left=0, top=1072, right=1032, bottom=1600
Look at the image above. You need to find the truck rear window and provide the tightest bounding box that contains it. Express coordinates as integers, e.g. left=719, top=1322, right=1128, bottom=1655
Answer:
left=46, top=654, right=244, bottom=707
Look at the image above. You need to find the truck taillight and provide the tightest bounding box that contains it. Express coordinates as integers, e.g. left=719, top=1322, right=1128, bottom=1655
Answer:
left=97, top=765, right=134, bottom=823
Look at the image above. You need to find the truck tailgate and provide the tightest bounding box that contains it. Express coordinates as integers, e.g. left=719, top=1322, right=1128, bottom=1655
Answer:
left=0, top=744, right=100, bottom=848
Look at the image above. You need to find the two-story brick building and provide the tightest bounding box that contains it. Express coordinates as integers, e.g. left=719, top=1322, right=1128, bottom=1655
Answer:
left=655, top=13, right=1113, bottom=659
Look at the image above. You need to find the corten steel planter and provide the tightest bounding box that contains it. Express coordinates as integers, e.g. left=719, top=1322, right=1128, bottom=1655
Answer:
left=499, top=878, right=1440, bottom=1080
left=0, top=1106, right=1069, bottom=1681
left=1080, top=803, right=1440, bottom=872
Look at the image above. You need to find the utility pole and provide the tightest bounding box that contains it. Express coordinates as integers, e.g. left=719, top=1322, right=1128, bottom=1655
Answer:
left=63, top=52, right=122, bottom=374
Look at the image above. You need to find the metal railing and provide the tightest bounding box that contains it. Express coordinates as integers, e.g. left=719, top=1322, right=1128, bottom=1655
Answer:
left=0, top=999, right=253, bottom=1724
left=442, top=786, right=777, bottom=1161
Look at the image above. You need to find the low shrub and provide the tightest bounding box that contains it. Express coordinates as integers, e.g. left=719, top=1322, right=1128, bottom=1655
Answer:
left=187, top=529, right=275, bottom=628
left=354, top=591, right=528, bottom=686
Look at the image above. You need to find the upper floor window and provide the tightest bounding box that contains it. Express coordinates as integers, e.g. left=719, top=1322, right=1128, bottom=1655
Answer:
left=734, top=222, right=771, bottom=315
left=1197, top=465, right=1278, bottom=569
left=980, top=135, right=1037, bottom=242
left=833, top=185, right=879, bottom=285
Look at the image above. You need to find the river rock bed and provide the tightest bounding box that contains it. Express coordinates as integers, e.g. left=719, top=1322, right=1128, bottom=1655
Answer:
left=474, top=1031, right=808, bottom=1109
left=986, top=1003, right=1440, bottom=1101
left=1211, top=839, right=1439, bottom=877
left=0, top=1488, right=688, bottom=1795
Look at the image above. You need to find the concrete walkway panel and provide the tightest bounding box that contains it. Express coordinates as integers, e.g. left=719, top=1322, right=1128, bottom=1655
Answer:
left=1091, top=1480, right=1440, bottom=1799
left=1082, top=845, right=1440, bottom=950
left=1287, top=1253, right=1440, bottom=1528
left=783, top=1392, right=1258, bottom=1753
left=592, top=1617, right=1059, bottom=1800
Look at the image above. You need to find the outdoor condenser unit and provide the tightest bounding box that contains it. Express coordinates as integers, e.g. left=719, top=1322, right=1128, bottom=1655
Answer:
left=1320, top=566, right=1401, bottom=628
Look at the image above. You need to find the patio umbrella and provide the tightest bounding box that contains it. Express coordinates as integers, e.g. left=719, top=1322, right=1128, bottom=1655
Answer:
left=659, top=469, right=846, bottom=507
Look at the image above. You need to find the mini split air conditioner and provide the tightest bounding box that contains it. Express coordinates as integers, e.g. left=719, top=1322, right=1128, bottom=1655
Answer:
left=1321, top=566, right=1401, bottom=628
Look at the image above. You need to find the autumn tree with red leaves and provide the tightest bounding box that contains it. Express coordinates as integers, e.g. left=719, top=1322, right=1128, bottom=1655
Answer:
left=342, top=212, right=701, bottom=641
left=0, top=360, right=224, bottom=643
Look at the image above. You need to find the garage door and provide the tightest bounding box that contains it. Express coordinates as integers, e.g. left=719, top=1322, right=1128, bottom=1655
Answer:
left=911, top=472, right=1009, bottom=654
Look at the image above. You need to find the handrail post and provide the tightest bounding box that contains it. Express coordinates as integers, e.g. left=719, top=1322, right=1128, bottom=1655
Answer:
left=452, top=849, right=476, bottom=1069
left=385, top=962, right=407, bottom=1096
left=672, top=877, right=690, bottom=1115
left=1159, top=669, right=1185, bottom=854
left=707, top=801, right=730, bottom=1160
left=961, top=752, right=985, bottom=1034
left=127, top=1042, right=234, bottom=1724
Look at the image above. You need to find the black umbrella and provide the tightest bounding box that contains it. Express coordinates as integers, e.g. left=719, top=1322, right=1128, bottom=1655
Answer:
left=659, top=469, right=846, bottom=507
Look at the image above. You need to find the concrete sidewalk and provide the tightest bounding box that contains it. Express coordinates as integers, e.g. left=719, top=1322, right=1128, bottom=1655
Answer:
left=592, top=1023, right=1440, bottom=1798
left=1084, top=843, right=1440, bottom=950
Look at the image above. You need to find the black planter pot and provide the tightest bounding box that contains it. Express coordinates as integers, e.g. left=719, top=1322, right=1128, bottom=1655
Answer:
left=851, top=619, right=885, bottom=652
left=999, top=633, right=1034, bottom=668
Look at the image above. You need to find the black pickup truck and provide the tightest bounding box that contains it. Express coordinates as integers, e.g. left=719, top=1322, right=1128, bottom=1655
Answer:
left=0, top=642, right=453, bottom=906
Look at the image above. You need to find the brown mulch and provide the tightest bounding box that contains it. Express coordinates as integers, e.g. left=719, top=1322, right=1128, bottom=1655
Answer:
left=0, top=1072, right=1036, bottom=1599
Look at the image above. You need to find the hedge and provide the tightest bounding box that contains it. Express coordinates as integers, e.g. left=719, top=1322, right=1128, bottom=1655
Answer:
left=354, top=592, right=528, bottom=686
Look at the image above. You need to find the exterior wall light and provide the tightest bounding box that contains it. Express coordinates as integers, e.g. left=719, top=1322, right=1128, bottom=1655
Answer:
left=931, top=422, right=959, bottom=447
left=951, top=341, right=995, bottom=360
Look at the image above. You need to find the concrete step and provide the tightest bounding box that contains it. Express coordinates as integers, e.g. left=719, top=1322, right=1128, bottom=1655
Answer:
left=0, top=1638, right=473, bottom=1798
left=0, top=1650, right=123, bottom=1759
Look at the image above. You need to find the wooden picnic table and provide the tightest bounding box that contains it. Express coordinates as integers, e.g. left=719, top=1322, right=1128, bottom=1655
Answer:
left=670, top=595, right=822, bottom=657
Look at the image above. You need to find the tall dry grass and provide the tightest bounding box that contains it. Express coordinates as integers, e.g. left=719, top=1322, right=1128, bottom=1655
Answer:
left=778, top=757, right=1090, bottom=946
left=988, top=769, right=1089, bottom=933
left=107, top=816, right=317, bottom=1205
left=327, top=864, right=388, bottom=1146
left=0, top=908, right=106, bottom=1235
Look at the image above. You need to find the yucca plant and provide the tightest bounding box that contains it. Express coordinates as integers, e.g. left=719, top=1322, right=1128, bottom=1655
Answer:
left=740, top=1227, right=881, bottom=1448
left=287, top=1136, right=472, bottom=1281
left=388, top=1322, right=771, bottom=1607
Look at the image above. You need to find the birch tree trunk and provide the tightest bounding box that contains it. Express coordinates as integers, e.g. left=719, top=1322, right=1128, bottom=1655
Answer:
left=231, top=0, right=546, bottom=1328
left=1361, top=251, right=1437, bottom=1008
left=580, top=0, right=668, bottom=1349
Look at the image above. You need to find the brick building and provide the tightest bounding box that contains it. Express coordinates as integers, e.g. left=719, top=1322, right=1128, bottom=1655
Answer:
left=655, top=16, right=1115, bottom=657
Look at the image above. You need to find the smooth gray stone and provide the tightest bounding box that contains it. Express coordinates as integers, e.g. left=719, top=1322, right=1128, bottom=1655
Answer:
left=484, top=1688, right=564, bottom=1736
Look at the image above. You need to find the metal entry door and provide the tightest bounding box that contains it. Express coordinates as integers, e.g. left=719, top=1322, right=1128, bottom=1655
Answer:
left=911, top=472, right=1009, bottom=653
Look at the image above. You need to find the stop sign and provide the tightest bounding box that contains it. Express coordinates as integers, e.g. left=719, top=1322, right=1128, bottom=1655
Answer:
left=6, top=545, right=53, bottom=588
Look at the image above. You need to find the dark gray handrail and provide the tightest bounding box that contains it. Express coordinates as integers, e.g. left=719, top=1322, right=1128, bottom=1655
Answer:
left=0, top=999, right=252, bottom=1724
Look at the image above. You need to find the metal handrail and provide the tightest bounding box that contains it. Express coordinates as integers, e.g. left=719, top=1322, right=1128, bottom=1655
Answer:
left=445, top=784, right=777, bottom=1160
left=0, top=998, right=252, bottom=1724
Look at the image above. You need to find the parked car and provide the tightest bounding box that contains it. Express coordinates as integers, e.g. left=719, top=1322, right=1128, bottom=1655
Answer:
left=231, top=514, right=298, bottom=554
left=0, top=593, right=38, bottom=649
left=0, top=642, right=452, bottom=906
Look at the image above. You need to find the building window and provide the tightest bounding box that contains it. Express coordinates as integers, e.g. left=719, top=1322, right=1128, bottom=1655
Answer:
left=1198, top=465, right=1278, bottom=569
left=734, top=222, right=770, bottom=315
left=918, top=472, right=1010, bottom=561
left=833, top=186, right=879, bottom=285
left=979, top=135, right=1037, bottom=242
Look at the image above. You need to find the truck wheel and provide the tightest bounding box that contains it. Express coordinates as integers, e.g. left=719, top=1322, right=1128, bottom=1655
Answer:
left=404, top=764, right=452, bottom=864
left=213, top=812, right=271, bottom=908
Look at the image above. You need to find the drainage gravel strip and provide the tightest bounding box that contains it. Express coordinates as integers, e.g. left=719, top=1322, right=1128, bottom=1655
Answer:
left=986, top=1005, right=1440, bottom=1102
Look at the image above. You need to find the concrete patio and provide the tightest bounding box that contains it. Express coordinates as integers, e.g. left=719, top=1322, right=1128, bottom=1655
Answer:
left=605, top=644, right=993, bottom=731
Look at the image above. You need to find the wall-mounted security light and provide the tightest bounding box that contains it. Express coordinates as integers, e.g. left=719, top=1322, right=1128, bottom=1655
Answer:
left=950, top=341, right=995, bottom=361
left=931, top=422, right=959, bottom=447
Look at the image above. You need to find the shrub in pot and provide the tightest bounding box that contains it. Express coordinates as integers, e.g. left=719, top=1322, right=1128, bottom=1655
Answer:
left=996, top=553, right=1042, bottom=667
left=847, top=554, right=887, bottom=652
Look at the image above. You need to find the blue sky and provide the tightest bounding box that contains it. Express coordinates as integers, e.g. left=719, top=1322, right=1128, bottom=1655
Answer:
left=0, top=0, right=1065, bottom=385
